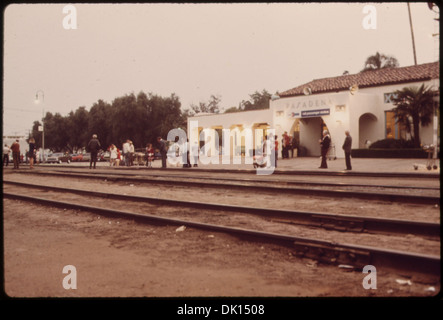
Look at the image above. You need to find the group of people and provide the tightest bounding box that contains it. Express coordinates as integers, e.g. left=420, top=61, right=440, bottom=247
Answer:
left=319, top=129, right=352, bottom=170
left=4, top=131, right=353, bottom=171
left=107, top=141, right=156, bottom=168
left=3, top=138, right=37, bottom=169
left=3, top=140, right=22, bottom=169
left=157, top=136, right=200, bottom=169
left=86, top=135, right=174, bottom=169
left=258, top=129, right=352, bottom=170
left=103, top=131, right=353, bottom=171
left=281, top=132, right=298, bottom=159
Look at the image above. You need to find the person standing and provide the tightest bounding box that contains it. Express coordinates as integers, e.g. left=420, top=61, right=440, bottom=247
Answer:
left=157, top=136, right=167, bottom=168
left=109, top=144, right=118, bottom=166
left=281, top=132, right=287, bottom=159
left=262, top=135, right=272, bottom=168
left=116, top=147, right=121, bottom=167
left=274, top=135, right=278, bottom=168
left=128, top=140, right=135, bottom=166
left=28, top=137, right=36, bottom=169
left=182, top=139, right=190, bottom=168
left=122, top=140, right=130, bottom=166
left=191, top=141, right=199, bottom=167
left=342, top=130, right=352, bottom=171
left=284, top=131, right=292, bottom=159
left=87, top=134, right=101, bottom=169
left=145, top=143, right=154, bottom=168
left=3, top=144, right=11, bottom=167
left=11, top=140, right=20, bottom=169
left=288, top=135, right=294, bottom=158
left=318, top=130, right=331, bottom=169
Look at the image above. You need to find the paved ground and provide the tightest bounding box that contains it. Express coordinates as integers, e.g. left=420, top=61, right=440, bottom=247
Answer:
left=19, top=156, right=440, bottom=175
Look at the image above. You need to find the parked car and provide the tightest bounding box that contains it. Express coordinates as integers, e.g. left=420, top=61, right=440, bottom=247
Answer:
left=81, top=153, right=91, bottom=162
left=98, top=151, right=110, bottom=162
left=70, top=153, right=83, bottom=162
left=47, top=153, right=71, bottom=164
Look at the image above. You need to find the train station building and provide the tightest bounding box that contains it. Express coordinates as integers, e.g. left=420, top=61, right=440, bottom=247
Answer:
left=187, top=61, right=439, bottom=159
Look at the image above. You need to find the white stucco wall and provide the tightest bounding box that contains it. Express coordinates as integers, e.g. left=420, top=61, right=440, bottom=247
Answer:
left=187, top=109, right=273, bottom=158
left=187, top=78, right=439, bottom=158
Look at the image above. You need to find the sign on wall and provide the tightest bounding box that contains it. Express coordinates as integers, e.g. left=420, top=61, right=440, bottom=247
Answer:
left=286, top=97, right=334, bottom=118
left=384, top=92, right=398, bottom=103
left=301, top=108, right=330, bottom=118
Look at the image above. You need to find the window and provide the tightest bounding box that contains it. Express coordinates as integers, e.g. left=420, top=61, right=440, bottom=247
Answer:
left=385, top=111, right=407, bottom=139
left=384, top=93, right=398, bottom=104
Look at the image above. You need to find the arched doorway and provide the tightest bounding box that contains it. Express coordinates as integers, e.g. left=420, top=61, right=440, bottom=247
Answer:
left=296, top=117, right=330, bottom=156
left=359, top=113, right=378, bottom=148
left=252, top=122, right=271, bottom=154
left=229, top=124, right=244, bottom=156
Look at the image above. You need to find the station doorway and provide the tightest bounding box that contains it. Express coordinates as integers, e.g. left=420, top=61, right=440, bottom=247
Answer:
left=252, top=122, right=271, bottom=153
left=292, top=117, right=329, bottom=156
left=359, top=113, right=378, bottom=148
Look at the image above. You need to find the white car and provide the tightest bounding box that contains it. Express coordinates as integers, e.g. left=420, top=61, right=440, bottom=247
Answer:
left=46, top=153, right=71, bottom=164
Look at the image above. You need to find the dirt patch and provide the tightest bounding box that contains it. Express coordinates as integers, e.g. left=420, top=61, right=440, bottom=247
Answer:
left=3, top=198, right=440, bottom=299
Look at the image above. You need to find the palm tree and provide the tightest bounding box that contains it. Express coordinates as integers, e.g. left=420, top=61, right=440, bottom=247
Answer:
left=391, top=84, right=436, bottom=147
left=361, top=52, right=399, bottom=72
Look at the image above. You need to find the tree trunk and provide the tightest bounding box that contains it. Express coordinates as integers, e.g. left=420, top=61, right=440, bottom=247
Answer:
left=413, top=117, right=421, bottom=148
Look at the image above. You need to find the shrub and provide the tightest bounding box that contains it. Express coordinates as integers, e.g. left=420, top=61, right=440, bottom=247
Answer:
left=369, top=138, right=416, bottom=149
left=352, top=148, right=427, bottom=158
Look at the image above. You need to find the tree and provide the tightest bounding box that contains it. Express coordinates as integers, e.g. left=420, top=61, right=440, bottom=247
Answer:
left=88, top=99, right=112, bottom=149
left=31, top=120, right=43, bottom=148
left=224, top=106, right=240, bottom=113
left=239, top=89, right=272, bottom=111
left=40, top=112, right=70, bottom=152
left=361, top=52, right=399, bottom=72
left=66, top=107, right=89, bottom=152
left=179, top=94, right=222, bottom=129
left=190, top=94, right=222, bottom=115
left=109, top=93, right=148, bottom=148
left=28, top=90, right=186, bottom=151
left=391, top=84, right=436, bottom=147
left=143, top=92, right=183, bottom=143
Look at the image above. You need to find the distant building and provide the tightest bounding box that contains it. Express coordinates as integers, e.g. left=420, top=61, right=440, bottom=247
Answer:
left=188, top=61, right=439, bottom=158
left=3, top=135, right=27, bottom=154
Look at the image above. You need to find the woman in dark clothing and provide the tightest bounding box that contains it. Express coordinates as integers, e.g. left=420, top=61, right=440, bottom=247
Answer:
left=28, top=137, right=36, bottom=169
left=318, top=130, right=331, bottom=169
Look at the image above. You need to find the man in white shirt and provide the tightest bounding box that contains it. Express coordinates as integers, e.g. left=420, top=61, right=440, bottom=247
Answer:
left=3, top=144, right=11, bottom=167
left=128, top=140, right=135, bottom=166
left=122, top=140, right=130, bottom=166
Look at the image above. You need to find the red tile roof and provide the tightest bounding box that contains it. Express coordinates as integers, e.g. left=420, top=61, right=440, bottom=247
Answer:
left=279, top=61, right=439, bottom=97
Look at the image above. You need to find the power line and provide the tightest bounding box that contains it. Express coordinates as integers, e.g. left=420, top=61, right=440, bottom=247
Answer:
left=3, top=107, right=42, bottom=114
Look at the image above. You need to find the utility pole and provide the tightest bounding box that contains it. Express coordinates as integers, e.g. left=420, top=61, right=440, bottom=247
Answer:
left=407, top=3, right=418, bottom=65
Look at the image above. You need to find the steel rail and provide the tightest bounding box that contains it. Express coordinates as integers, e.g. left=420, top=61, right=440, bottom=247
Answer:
left=9, top=170, right=440, bottom=205
left=38, top=163, right=441, bottom=178
left=4, top=180, right=440, bottom=238
left=39, top=168, right=442, bottom=191
left=3, top=191, right=440, bottom=277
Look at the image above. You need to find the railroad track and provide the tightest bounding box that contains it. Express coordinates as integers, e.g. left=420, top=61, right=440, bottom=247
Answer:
left=3, top=180, right=439, bottom=238
left=3, top=190, right=440, bottom=278
left=36, top=163, right=441, bottom=178
left=3, top=180, right=440, bottom=277
left=30, top=167, right=442, bottom=190
left=7, top=169, right=440, bottom=205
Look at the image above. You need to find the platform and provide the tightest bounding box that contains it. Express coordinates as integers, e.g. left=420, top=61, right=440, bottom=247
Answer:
left=23, top=156, right=441, bottom=176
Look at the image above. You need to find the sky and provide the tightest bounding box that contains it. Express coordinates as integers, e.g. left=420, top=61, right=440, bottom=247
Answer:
left=2, top=2, right=439, bottom=137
